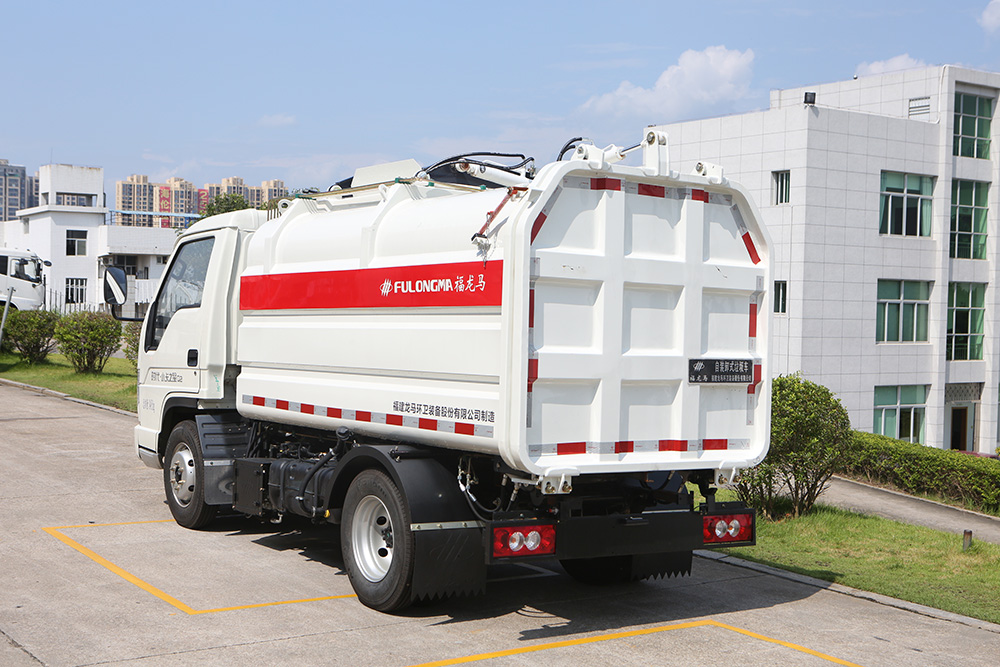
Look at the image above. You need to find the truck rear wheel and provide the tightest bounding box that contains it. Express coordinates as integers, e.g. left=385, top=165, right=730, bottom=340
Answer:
left=164, top=420, right=217, bottom=529
left=341, top=469, right=414, bottom=612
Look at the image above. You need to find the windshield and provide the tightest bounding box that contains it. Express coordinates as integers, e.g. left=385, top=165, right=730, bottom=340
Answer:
left=11, top=258, right=42, bottom=284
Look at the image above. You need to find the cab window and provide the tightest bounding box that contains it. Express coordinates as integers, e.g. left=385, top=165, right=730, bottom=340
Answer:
left=146, top=237, right=215, bottom=351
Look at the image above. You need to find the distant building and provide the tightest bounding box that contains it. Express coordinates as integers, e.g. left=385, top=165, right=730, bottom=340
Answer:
left=653, top=64, right=999, bottom=454
left=114, top=174, right=286, bottom=227
left=1, top=159, right=27, bottom=222
left=3, top=165, right=176, bottom=307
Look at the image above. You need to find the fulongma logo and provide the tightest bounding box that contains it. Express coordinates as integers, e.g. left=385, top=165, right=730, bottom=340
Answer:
left=378, top=277, right=456, bottom=296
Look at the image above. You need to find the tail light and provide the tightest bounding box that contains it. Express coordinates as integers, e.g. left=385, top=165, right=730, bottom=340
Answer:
left=492, top=524, right=556, bottom=558
left=702, top=513, right=754, bottom=544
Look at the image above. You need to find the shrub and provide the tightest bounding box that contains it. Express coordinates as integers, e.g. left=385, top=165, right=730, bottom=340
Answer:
left=842, top=432, right=1000, bottom=513
left=54, top=311, right=122, bottom=373
left=735, top=374, right=852, bottom=517
left=122, top=321, right=142, bottom=372
left=3, top=309, right=60, bottom=364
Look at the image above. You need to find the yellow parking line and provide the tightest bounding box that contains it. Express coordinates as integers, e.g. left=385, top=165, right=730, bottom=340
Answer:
left=406, top=618, right=863, bottom=667
left=42, top=523, right=356, bottom=615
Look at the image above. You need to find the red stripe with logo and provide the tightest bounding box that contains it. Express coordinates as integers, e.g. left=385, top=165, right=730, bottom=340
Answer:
left=240, top=260, right=503, bottom=310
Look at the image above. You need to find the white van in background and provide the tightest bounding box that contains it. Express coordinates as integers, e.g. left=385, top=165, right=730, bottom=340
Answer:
left=0, top=248, right=47, bottom=310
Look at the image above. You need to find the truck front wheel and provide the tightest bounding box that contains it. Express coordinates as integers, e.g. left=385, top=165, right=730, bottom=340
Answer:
left=163, top=420, right=217, bottom=529
left=341, top=469, right=414, bottom=612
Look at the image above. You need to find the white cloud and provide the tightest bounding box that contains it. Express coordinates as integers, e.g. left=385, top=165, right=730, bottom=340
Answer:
left=854, top=54, right=927, bottom=77
left=579, top=46, right=755, bottom=121
left=980, top=1, right=1000, bottom=32
left=257, top=113, right=297, bottom=127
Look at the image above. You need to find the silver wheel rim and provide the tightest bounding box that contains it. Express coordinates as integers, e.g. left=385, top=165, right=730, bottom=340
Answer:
left=168, top=443, right=196, bottom=507
left=352, top=495, right=393, bottom=582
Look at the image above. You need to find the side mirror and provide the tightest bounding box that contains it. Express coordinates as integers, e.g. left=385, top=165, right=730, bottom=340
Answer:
left=104, top=266, right=127, bottom=306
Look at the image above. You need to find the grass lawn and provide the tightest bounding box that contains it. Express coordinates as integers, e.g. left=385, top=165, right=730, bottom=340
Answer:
left=722, top=503, right=1000, bottom=624
left=0, top=351, right=137, bottom=412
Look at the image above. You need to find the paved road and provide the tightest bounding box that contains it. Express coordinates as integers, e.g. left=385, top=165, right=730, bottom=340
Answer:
left=821, top=476, right=1000, bottom=544
left=2, top=382, right=999, bottom=667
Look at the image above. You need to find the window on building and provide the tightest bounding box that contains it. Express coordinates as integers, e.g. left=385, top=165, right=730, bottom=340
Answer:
left=954, top=92, right=992, bottom=159
left=873, top=385, right=927, bottom=444
left=65, top=278, right=86, bottom=304
left=773, top=280, right=787, bottom=314
left=773, top=171, right=790, bottom=205
left=947, top=282, right=986, bottom=360
left=950, top=180, right=989, bottom=259
left=876, top=280, right=930, bottom=342
left=879, top=172, right=932, bottom=237
left=112, top=254, right=139, bottom=276
left=66, top=230, right=87, bottom=256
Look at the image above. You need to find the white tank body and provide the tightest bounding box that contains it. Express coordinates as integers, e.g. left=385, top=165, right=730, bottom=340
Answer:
left=236, top=142, right=772, bottom=482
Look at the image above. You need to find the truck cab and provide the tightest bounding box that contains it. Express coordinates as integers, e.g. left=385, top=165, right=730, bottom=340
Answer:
left=0, top=248, right=47, bottom=311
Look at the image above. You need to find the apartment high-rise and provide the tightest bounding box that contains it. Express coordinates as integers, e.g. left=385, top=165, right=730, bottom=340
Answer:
left=115, top=175, right=287, bottom=227
left=654, top=65, right=999, bottom=454
left=1, top=159, right=27, bottom=222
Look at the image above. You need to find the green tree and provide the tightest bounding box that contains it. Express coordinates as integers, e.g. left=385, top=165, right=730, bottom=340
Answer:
left=54, top=311, right=122, bottom=373
left=201, top=193, right=253, bottom=219
left=735, top=374, right=852, bottom=518
left=4, top=310, right=60, bottom=364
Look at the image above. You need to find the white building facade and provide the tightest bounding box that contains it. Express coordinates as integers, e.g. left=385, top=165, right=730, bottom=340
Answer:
left=655, top=65, right=999, bottom=454
left=2, top=164, right=177, bottom=308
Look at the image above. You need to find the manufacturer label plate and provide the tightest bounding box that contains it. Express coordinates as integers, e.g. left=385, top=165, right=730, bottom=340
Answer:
left=688, top=359, right=753, bottom=384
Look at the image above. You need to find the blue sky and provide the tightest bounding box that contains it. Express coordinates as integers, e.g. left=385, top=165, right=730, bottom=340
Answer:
left=3, top=0, right=1000, bottom=197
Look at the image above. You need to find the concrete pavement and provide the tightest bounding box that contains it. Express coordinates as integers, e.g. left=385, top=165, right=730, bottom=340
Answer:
left=821, top=476, right=1000, bottom=545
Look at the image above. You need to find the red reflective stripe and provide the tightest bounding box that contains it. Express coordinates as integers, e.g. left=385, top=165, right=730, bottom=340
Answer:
left=252, top=396, right=265, bottom=407
left=591, top=177, right=621, bottom=191
left=614, top=441, right=634, bottom=454
left=300, top=403, right=314, bottom=414
left=658, top=440, right=687, bottom=452
left=327, top=407, right=342, bottom=418
left=691, top=189, right=709, bottom=202
left=419, top=418, right=437, bottom=430
left=637, top=183, right=665, bottom=198
left=530, top=212, right=547, bottom=243
left=276, top=400, right=289, bottom=410
left=386, top=414, right=403, bottom=426
left=355, top=410, right=371, bottom=422
left=528, top=288, right=535, bottom=328
left=527, top=357, right=539, bottom=392
left=455, top=422, right=475, bottom=435
left=558, top=442, right=587, bottom=455
left=240, top=260, right=502, bottom=310
left=703, top=439, right=728, bottom=450
left=742, top=232, right=761, bottom=264
left=754, top=364, right=762, bottom=384
left=749, top=301, right=758, bottom=338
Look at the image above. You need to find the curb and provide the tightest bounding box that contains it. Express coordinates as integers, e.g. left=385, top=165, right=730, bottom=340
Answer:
left=695, top=550, right=1000, bottom=635
left=830, top=475, right=1000, bottom=524
left=0, top=377, right=137, bottom=417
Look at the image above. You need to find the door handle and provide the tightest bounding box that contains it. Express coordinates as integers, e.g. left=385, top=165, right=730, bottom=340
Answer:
left=187, top=349, right=198, bottom=367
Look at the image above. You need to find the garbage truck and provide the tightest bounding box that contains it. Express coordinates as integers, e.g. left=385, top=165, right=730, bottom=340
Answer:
left=105, top=131, right=772, bottom=611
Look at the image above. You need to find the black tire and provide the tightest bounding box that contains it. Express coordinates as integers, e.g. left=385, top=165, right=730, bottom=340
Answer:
left=163, top=420, right=217, bottom=529
left=341, top=469, right=414, bottom=612
left=560, top=555, right=634, bottom=585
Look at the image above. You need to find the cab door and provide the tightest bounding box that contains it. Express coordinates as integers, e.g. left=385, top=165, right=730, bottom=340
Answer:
left=138, top=230, right=234, bottom=416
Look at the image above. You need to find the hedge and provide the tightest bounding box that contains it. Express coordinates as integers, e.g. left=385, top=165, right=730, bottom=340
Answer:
left=841, top=431, right=1000, bottom=513
left=54, top=311, right=122, bottom=373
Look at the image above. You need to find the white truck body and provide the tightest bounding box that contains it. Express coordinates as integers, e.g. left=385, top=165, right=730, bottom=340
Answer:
left=0, top=247, right=46, bottom=311
left=121, top=132, right=772, bottom=611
